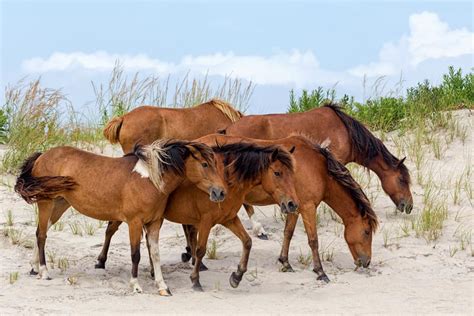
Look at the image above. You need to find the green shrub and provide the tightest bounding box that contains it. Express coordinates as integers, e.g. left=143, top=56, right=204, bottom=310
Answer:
left=0, top=108, right=7, bottom=144
left=288, top=66, right=473, bottom=131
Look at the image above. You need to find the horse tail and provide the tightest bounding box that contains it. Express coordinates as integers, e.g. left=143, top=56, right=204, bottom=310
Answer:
left=14, top=153, right=77, bottom=204
left=103, top=116, right=124, bottom=144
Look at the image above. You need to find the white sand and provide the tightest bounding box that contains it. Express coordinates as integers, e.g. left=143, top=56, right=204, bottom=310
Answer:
left=0, top=111, right=473, bottom=315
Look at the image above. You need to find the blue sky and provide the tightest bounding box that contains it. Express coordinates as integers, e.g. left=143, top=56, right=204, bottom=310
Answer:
left=1, top=1, right=473, bottom=113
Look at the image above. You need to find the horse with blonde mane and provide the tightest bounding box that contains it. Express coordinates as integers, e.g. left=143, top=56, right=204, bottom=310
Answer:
left=14, top=140, right=226, bottom=295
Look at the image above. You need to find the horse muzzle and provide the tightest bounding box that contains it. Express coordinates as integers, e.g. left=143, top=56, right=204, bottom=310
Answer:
left=280, top=200, right=298, bottom=214
left=355, top=255, right=371, bottom=268
left=209, top=187, right=226, bottom=203
left=397, top=199, right=413, bottom=214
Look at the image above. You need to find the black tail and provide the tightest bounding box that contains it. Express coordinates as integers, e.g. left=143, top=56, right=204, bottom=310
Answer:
left=14, top=152, right=77, bottom=203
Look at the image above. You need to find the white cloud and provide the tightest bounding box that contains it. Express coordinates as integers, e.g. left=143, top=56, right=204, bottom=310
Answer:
left=22, top=50, right=341, bottom=87
left=350, top=11, right=474, bottom=77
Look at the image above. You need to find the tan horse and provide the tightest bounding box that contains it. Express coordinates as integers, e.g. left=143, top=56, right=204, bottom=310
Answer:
left=181, top=134, right=378, bottom=282
left=222, top=102, right=413, bottom=213
left=95, top=139, right=299, bottom=291
left=103, top=99, right=242, bottom=153
left=14, top=140, right=226, bottom=295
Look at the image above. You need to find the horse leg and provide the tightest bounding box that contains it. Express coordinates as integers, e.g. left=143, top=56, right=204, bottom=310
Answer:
left=278, top=212, right=298, bottom=272
left=186, top=225, right=208, bottom=272
left=244, top=204, right=268, bottom=240
left=145, top=233, right=155, bottom=278
left=95, top=221, right=122, bottom=269
left=190, top=223, right=212, bottom=291
left=181, top=224, right=193, bottom=263
left=35, top=200, right=55, bottom=280
left=300, top=206, right=330, bottom=283
left=30, top=198, right=69, bottom=276
left=145, top=219, right=171, bottom=296
left=223, top=216, right=252, bottom=288
left=128, top=220, right=143, bottom=293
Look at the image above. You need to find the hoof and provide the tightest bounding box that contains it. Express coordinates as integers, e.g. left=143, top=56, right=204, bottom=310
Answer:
left=29, top=268, right=38, bottom=276
left=317, top=274, right=330, bottom=283
left=159, top=288, right=172, bottom=296
left=192, top=283, right=203, bottom=292
left=181, top=252, right=192, bottom=263
left=94, top=261, right=105, bottom=269
left=280, top=264, right=295, bottom=273
left=229, top=272, right=241, bottom=288
left=257, top=233, right=269, bottom=240
left=199, top=262, right=208, bottom=272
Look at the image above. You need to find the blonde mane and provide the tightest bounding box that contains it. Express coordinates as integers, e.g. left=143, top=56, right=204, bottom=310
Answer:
left=132, top=140, right=171, bottom=191
left=207, top=99, right=243, bottom=123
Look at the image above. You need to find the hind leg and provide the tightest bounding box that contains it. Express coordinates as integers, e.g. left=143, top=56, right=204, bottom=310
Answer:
left=96, top=221, right=122, bottom=269
left=244, top=204, right=268, bottom=240
left=34, top=200, right=55, bottom=279
left=31, top=198, right=69, bottom=276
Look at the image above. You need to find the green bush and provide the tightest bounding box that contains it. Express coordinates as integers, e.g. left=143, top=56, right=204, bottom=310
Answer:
left=288, top=66, right=473, bottom=131
left=0, top=109, right=7, bottom=144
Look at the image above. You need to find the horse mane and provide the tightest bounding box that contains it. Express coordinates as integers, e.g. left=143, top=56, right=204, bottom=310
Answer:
left=324, top=102, right=410, bottom=185
left=206, top=99, right=243, bottom=123
left=130, top=139, right=214, bottom=191
left=316, top=144, right=378, bottom=232
left=212, top=142, right=293, bottom=184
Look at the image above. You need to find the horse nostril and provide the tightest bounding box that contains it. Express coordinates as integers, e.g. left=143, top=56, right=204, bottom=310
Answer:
left=287, top=201, right=298, bottom=212
left=219, top=190, right=225, bottom=200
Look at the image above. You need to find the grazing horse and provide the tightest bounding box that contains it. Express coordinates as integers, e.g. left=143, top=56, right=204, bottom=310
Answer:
left=222, top=102, right=413, bottom=213
left=95, top=139, right=299, bottom=291
left=181, top=134, right=378, bottom=282
left=14, top=140, right=226, bottom=295
left=103, top=99, right=267, bottom=238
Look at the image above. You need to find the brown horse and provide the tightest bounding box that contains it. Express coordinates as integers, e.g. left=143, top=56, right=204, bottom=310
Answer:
left=14, top=140, right=226, bottom=295
left=222, top=102, right=413, bottom=213
left=95, top=138, right=299, bottom=291
left=181, top=134, right=378, bottom=282
left=103, top=99, right=242, bottom=153
left=103, top=99, right=268, bottom=239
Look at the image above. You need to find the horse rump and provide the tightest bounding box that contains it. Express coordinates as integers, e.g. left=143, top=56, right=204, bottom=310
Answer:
left=14, top=152, right=77, bottom=203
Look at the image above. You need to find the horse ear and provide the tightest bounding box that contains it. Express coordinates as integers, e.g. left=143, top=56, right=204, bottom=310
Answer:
left=271, top=148, right=280, bottom=162
left=185, top=145, right=200, bottom=160
left=289, top=146, right=296, bottom=154
left=398, top=157, right=406, bottom=166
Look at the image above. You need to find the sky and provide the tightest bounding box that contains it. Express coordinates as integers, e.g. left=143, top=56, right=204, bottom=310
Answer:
left=1, top=0, right=473, bottom=114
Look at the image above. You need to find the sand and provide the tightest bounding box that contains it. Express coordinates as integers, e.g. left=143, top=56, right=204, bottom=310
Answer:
left=0, top=111, right=472, bottom=315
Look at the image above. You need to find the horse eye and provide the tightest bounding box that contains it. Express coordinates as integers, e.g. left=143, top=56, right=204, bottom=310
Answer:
left=202, top=162, right=209, bottom=168
left=364, top=229, right=370, bottom=236
left=274, top=171, right=281, bottom=177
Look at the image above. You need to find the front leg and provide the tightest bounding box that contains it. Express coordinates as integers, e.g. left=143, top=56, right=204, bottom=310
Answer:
left=145, top=219, right=171, bottom=296
left=278, top=212, right=298, bottom=272
left=96, top=221, right=122, bottom=269
left=244, top=204, right=268, bottom=240
left=128, top=220, right=143, bottom=293
left=300, top=206, right=329, bottom=283
left=222, top=217, right=252, bottom=288
left=190, top=223, right=212, bottom=291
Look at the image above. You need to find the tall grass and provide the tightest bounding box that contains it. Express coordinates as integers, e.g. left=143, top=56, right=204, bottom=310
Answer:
left=94, top=63, right=254, bottom=125
left=287, top=66, right=473, bottom=132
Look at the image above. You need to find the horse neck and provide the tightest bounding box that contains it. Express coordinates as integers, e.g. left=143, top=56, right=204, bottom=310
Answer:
left=323, top=176, right=361, bottom=226
left=363, top=154, right=393, bottom=181
left=158, top=172, right=185, bottom=195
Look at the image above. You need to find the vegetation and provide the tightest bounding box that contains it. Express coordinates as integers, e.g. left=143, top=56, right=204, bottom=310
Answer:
left=287, top=66, right=473, bottom=132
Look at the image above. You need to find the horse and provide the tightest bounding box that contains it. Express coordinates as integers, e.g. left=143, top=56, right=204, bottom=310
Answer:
left=221, top=102, right=413, bottom=213
left=103, top=99, right=268, bottom=239
left=14, top=139, right=226, bottom=296
left=94, top=138, right=300, bottom=291
left=181, top=134, right=378, bottom=282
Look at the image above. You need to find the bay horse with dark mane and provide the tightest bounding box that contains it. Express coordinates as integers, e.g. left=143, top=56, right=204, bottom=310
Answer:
left=180, top=134, right=378, bottom=282
left=14, top=140, right=226, bottom=295
left=222, top=102, right=413, bottom=213
left=94, top=139, right=299, bottom=291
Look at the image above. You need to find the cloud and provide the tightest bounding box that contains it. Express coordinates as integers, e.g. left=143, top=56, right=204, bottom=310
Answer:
left=22, top=50, right=343, bottom=87
left=349, top=12, right=474, bottom=77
